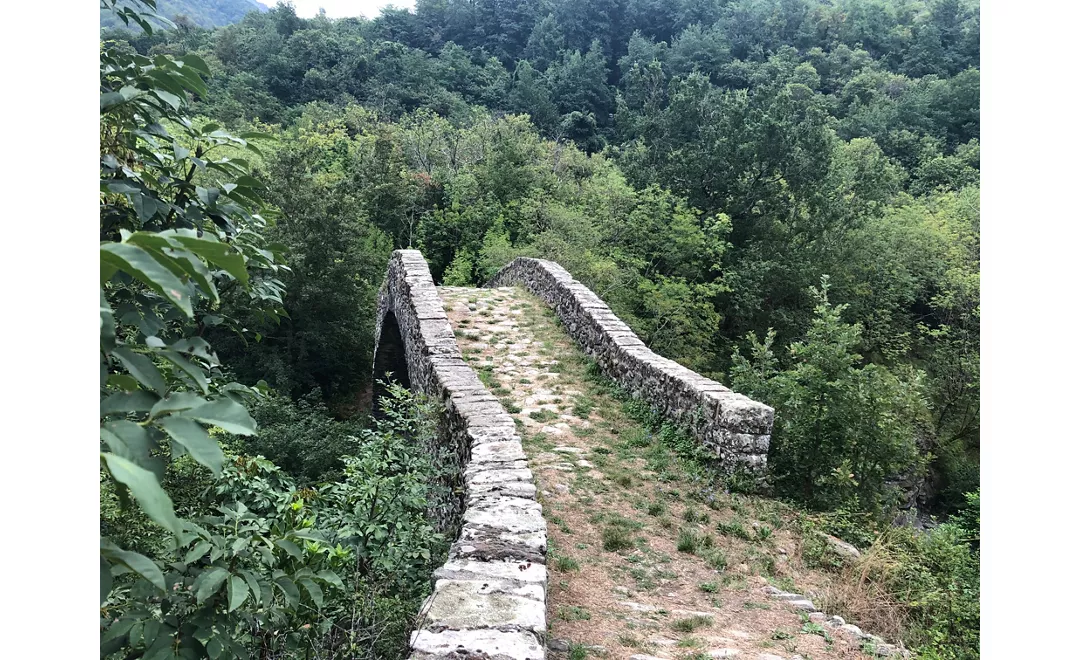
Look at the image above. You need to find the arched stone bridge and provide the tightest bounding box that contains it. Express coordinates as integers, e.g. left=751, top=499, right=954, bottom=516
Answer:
left=372, top=250, right=774, bottom=660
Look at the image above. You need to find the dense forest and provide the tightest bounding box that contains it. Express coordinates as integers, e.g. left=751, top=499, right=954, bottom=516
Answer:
left=100, top=1, right=979, bottom=658
left=101, top=0, right=268, bottom=29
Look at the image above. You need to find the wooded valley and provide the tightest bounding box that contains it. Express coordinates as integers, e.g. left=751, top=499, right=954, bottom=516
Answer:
left=99, top=1, right=980, bottom=658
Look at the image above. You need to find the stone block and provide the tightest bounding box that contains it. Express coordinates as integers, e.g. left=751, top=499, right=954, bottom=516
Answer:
left=421, top=580, right=546, bottom=633
left=410, top=629, right=545, bottom=660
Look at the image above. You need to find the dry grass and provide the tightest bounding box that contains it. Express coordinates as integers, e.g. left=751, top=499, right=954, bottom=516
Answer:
left=815, top=541, right=910, bottom=643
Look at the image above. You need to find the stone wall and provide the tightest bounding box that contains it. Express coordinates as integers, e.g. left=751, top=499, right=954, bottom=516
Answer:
left=488, top=257, right=774, bottom=472
left=373, top=250, right=548, bottom=660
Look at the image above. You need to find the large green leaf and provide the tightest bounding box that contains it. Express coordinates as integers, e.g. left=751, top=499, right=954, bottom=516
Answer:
left=273, top=576, right=300, bottom=608
left=169, top=337, right=218, bottom=364
left=101, top=243, right=193, bottom=317
left=227, top=575, right=249, bottom=613
left=126, top=234, right=218, bottom=302
left=167, top=248, right=219, bottom=303
left=160, top=350, right=209, bottom=394
left=239, top=569, right=262, bottom=604
left=149, top=391, right=206, bottom=418
left=101, top=390, right=158, bottom=416
left=274, top=539, right=303, bottom=560
left=101, top=541, right=166, bottom=592
left=101, top=420, right=154, bottom=466
left=158, top=416, right=224, bottom=475
left=185, top=540, right=211, bottom=564
left=169, top=234, right=249, bottom=286
left=182, top=398, right=256, bottom=436
left=180, top=53, right=210, bottom=76
left=316, top=569, right=344, bottom=591
left=111, top=347, right=167, bottom=395
left=100, top=289, right=116, bottom=352
left=101, top=556, right=113, bottom=605
left=298, top=577, right=324, bottom=608
left=193, top=567, right=229, bottom=604
left=102, top=453, right=181, bottom=536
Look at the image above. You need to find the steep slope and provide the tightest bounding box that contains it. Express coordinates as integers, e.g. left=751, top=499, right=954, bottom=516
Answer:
left=100, top=0, right=267, bottom=29
left=438, top=285, right=907, bottom=660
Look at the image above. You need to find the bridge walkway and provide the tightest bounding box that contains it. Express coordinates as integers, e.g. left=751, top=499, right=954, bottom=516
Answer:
left=438, top=285, right=868, bottom=660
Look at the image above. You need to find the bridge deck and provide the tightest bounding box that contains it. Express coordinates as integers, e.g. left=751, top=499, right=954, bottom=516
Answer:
left=438, top=285, right=868, bottom=660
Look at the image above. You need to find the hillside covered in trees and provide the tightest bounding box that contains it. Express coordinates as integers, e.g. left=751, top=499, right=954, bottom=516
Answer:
left=99, top=1, right=980, bottom=658
left=101, top=0, right=268, bottom=29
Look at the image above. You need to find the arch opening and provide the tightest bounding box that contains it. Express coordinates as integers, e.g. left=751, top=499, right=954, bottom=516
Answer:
left=371, top=310, right=411, bottom=416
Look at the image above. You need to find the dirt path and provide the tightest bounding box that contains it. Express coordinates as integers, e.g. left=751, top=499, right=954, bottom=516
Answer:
left=439, top=286, right=875, bottom=660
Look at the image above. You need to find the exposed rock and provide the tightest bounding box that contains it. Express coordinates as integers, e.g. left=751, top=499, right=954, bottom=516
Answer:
left=619, top=601, right=657, bottom=612
left=817, top=532, right=861, bottom=560
left=547, top=638, right=570, bottom=653
left=410, top=629, right=545, bottom=660
left=709, top=650, right=740, bottom=658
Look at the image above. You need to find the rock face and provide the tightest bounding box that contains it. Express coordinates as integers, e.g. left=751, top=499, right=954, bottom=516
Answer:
left=374, top=250, right=548, bottom=659
left=488, top=257, right=774, bottom=473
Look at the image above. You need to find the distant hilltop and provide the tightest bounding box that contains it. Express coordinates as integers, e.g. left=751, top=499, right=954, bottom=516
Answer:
left=100, top=0, right=269, bottom=30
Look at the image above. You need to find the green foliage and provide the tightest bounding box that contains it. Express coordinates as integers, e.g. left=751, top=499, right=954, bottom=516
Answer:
left=100, top=5, right=445, bottom=658
left=671, top=615, right=712, bottom=633
left=601, top=525, right=634, bottom=552
left=102, top=383, right=449, bottom=659
left=100, top=0, right=285, bottom=616
left=732, top=278, right=927, bottom=515
left=231, top=390, right=364, bottom=485
left=870, top=523, right=980, bottom=660
left=442, top=249, right=477, bottom=286
left=98, top=3, right=980, bottom=656
left=676, top=528, right=705, bottom=555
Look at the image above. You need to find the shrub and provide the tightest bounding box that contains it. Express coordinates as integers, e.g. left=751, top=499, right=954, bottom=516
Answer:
left=233, top=390, right=365, bottom=485
left=716, top=520, right=753, bottom=541
left=557, top=605, right=592, bottom=621
left=731, top=277, right=927, bottom=515
left=602, top=526, right=634, bottom=552
left=555, top=555, right=581, bottom=572
left=676, top=528, right=704, bottom=554
left=706, top=550, right=728, bottom=571
left=671, top=615, right=712, bottom=633
left=817, top=504, right=979, bottom=660
left=529, top=409, right=557, bottom=422
left=101, top=384, right=450, bottom=660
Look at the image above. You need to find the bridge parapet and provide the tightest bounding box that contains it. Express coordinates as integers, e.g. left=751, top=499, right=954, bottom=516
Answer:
left=374, top=250, right=548, bottom=660
left=489, top=257, right=774, bottom=472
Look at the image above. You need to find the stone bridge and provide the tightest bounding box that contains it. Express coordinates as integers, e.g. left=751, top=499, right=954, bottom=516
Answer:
left=372, top=250, right=774, bottom=660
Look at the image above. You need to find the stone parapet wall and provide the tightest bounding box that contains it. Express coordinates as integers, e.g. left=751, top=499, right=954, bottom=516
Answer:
left=488, top=257, right=774, bottom=472
left=374, top=250, right=547, bottom=660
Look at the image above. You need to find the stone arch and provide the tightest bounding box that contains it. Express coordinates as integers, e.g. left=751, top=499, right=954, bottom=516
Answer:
left=371, top=309, right=411, bottom=414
